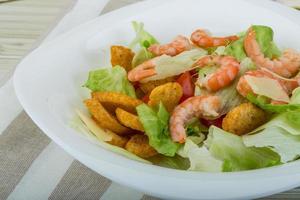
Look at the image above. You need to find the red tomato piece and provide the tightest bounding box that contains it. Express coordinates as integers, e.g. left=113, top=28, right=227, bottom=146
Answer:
left=133, top=81, right=140, bottom=89
left=142, top=94, right=150, bottom=103
left=201, top=115, right=225, bottom=129
left=176, top=72, right=195, bottom=102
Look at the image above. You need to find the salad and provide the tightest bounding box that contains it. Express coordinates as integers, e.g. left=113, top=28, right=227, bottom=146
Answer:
left=75, top=22, right=300, bottom=172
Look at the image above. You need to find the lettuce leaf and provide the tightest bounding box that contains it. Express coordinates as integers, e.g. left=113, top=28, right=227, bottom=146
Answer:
left=206, top=126, right=281, bottom=172
left=212, top=46, right=226, bottom=56
left=247, top=94, right=300, bottom=113
left=131, top=47, right=154, bottom=68
left=291, top=87, right=300, bottom=104
left=215, top=57, right=255, bottom=114
left=243, top=126, right=300, bottom=163
left=185, top=118, right=208, bottom=136
left=70, top=110, right=151, bottom=164
left=136, top=102, right=180, bottom=156
left=178, top=138, right=223, bottom=172
left=244, top=88, right=300, bottom=163
left=196, top=57, right=255, bottom=114
left=84, top=66, right=136, bottom=98
left=250, top=110, right=300, bottom=136
left=252, top=25, right=281, bottom=59
left=129, top=21, right=159, bottom=49
left=225, top=25, right=281, bottom=61
left=225, top=34, right=247, bottom=61
left=198, top=66, right=218, bottom=80
left=148, top=154, right=189, bottom=170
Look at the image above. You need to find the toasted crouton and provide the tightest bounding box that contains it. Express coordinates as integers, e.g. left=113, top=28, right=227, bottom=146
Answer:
left=148, top=82, right=183, bottom=112
left=111, top=45, right=135, bottom=72
left=92, top=91, right=143, bottom=114
left=125, top=134, right=157, bottom=158
left=84, top=98, right=130, bottom=135
left=222, top=103, right=268, bottom=135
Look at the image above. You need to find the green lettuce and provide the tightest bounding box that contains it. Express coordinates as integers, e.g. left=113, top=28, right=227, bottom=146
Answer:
left=225, top=34, right=247, bottom=61
left=243, top=89, right=300, bottom=163
left=243, top=126, right=300, bottom=163
left=291, top=87, right=300, bottom=104
left=185, top=118, right=208, bottom=136
left=136, top=102, right=180, bottom=156
left=252, top=25, right=281, bottom=59
left=84, top=66, right=136, bottom=98
left=247, top=94, right=300, bottom=113
left=212, top=46, right=226, bottom=56
left=196, top=57, right=255, bottom=114
left=129, top=21, right=159, bottom=49
left=250, top=110, right=300, bottom=136
left=215, top=57, right=255, bottom=114
left=225, top=25, right=281, bottom=61
left=71, top=111, right=151, bottom=164
left=198, top=66, right=218, bottom=80
left=131, top=47, right=154, bottom=68
left=206, top=126, right=281, bottom=172
left=178, top=138, right=223, bottom=172
left=148, top=154, right=189, bottom=170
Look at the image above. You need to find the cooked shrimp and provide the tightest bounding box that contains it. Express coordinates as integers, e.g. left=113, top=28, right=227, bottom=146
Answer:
left=148, top=35, right=193, bottom=56
left=170, top=96, right=221, bottom=143
left=236, top=69, right=299, bottom=98
left=128, top=59, right=156, bottom=82
left=244, top=28, right=300, bottom=78
left=191, top=29, right=238, bottom=48
left=194, top=55, right=240, bottom=91
left=128, top=49, right=206, bottom=82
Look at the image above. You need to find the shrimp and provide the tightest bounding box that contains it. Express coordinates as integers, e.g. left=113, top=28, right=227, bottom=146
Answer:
left=128, top=48, right=206, bottom=82
left=127, top=59, right=156, bottom=82
left=244, top=28, right=300, bottom=78
left=148, top=35, right=193, bottom=56
left=170, top=96, right=221, bottom=143
left=191, top=29, right=239, bottom=48
left=194, top=55, right=240, bottom=91
left=236, top=69, right=300, bottom=98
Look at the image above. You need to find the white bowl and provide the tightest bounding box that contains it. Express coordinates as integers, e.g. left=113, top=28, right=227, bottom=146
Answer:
left=14, top=0, right=300, bottom=199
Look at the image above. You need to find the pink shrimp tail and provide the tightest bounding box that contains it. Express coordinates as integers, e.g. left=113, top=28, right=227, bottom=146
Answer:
left=244, top=28, right=300, bottom=78
left=191, top=29, right=239, bottom=48
left=170, top=96, right=221, bottom=143
left=127, top=59, right=157, bottom=82
left=195, top=55, right=240, bottom=91
left=148, top=35, right=193, bottom=56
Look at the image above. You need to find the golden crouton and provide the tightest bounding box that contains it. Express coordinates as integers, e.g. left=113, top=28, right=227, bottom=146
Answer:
left=92, top=92, right=143, bottom=114
left=148, top=82, right=183, bottom=112
left=84, top=98, right=130, bottom=135
left=116, top=108, right=144, bottom=132
left=125, top=134, right=158, bottom=158
left=139, top=76, right=177, bottom=94
left=222, top=103, right=268, bottom=135
left=111, top=45, right=135, bottom=72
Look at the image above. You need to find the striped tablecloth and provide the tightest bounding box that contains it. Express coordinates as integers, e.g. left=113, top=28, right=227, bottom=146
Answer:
left=1, top=0, right=300, bottom=200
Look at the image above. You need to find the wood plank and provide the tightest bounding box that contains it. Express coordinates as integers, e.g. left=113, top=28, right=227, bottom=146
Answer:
left=0, top=0, right=72, bottom=85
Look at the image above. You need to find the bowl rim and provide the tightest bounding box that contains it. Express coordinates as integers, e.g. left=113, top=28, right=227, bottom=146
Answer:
left=13, top=0, right=300, bottom=181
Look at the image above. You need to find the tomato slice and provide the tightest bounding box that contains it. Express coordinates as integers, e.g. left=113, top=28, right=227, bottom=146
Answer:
left=133, top=81, right=140, bottom=89
left=142, top=93, right=150, bottom=103
left=200, top=115, right=225, bottom=129
left=176, top=72, right=195, bottom=102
